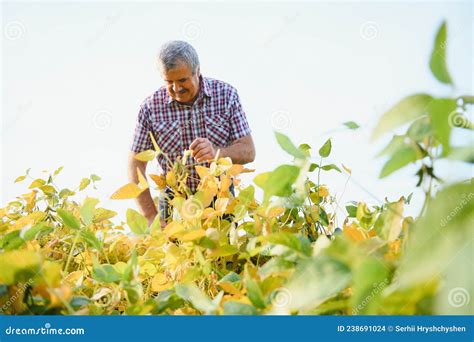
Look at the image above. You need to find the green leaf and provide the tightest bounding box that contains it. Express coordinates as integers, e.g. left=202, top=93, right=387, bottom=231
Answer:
left=372, top=94, right=433, bottom=141
left=126, top=208, right=148, bottom=235
left=345, top=203, right=358, bottom=218
left=374, top=198, right=404, bottom=241
left=237, top=185, right=255, bottom=205
left=429, top=21, right=453, bottom=85
left=350, top=258, right=389, bottom=314
left=356, top=203, right=377, bottom=230
left=258, top=257, right=295, bottom=279
left=80, top=197, right=100, bottom=226
left=379, top=146, right=419, bottom=178
left=406, top=116, right=433, bottom=141
left=175, top=284, right=217, bottom=314
left=321, top=164, right=341, bottom=173
left=275, top=132, right=306, bottom=159
left=223, top=301, right=258, bottom=315
left=90, top=174, right=101, bottom=181
left=318, top=139, right=332, bottom=158
left=427, top=98, right=457, bottom=156
left=397, top=183, right=474, bottom=300
left=92, top=263, right=122, bottom=283
left=21, top=223, right=52, bottom=241
left=283, top=255, right=352, bottom=311
left=153, top=290, right=185, bottom=314
left=261, top=165, right=300, bottom=203
left=319, top=208, right=329, bottom=226
left=267, top=232, right=311, bottom=256
left=57, top=209, right=81, bottom=229
left=244, top=270, right=266, bottom=309
left=448, top=144, right=474, bottom=163
left=460, top=95, right=474, bottom=104
left=343, top=121, right=360, bottom=130
left=80, top=230, right=103, bottom=251
left=254, top=172, right=271, bottom=189
left=219, top=272, right=241, bottom=283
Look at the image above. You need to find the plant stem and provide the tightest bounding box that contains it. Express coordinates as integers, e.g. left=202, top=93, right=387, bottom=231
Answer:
left=64, top=231, right=80, bottom=273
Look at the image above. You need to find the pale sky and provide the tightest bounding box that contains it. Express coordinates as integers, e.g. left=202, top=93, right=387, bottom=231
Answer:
left=1, top=0, right=473, bottom=223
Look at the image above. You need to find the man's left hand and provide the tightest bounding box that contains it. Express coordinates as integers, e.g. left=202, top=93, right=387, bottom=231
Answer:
left=189, top=138, right=217, bottom=162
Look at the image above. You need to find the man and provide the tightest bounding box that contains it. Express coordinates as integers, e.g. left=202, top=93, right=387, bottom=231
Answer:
left=128, top=40, right=256, bottom=227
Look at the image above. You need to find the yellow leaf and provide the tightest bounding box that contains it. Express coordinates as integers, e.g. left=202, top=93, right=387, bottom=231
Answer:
left=29, top=179, right=45, bottom=189
left=317, top=186, right=329, bottom=198
left=79, top=178, right=90, bottom=191
left=135, top=150, right=158, bottom=162
left=164, top=221, right=184, bottom=238
left=151, top=273, right=171, bottom=292
left=343, top=223, right=367, bottom=242
left=266, top=206, right=285, bottom=218
left=181, top=229, right=206, bottom=242
left=215, top=198, right=229, bottom=213
left=11, top=211, right=46, bottom=231
left=220, top=176, right=232, bottom=192
left=148, top=132, right=162, bottom=153
left=227, top=164, right=244, bottom=177
left=14, top=175, right=26, bottom=183
left=21, top=191, right=37, bottom=212
left=166, top=171, right=176, bottom=187
left=149, top=174, right=167, bottom=189
left=208, top=245, right=238, bottom=258
left=342, top=164, right=352, bottom=175
left=136, top=167, right=149, bottom=190
left=40, top=185, right=56, bottom=195
left=195, top=166, right=210, bottom=179
left=110, top=183, right=144, bottom=200
left=219, top=281, right=242, bottom=296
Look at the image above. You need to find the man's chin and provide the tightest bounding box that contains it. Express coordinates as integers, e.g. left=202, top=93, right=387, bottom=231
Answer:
left=176, top=96, right=192, bottom=104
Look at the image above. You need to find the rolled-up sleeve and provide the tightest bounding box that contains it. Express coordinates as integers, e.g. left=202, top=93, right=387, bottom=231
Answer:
left=130, top=104, right=153, bottom=153
left=228, top=90, right=252, bottom=142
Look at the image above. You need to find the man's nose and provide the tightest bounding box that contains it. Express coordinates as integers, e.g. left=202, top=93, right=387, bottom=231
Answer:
left=172, top=83, right=182, bottom=93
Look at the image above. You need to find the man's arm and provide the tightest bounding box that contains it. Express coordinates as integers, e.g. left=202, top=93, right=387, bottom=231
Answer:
left=219, top=134, right=255, bottom=164
left=127, top=151, right=159, bottom=226
left=190, top=134, right=256, bottom=164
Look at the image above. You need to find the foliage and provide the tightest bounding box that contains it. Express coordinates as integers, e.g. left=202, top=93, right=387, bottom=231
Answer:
left=0, top=20, right=472, bottom=316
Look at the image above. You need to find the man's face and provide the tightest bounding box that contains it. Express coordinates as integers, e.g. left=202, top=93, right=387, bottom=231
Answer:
left=161, top=60, right=200, bottom=104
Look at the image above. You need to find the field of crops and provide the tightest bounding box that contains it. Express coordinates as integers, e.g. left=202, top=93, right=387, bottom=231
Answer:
left=0, top=21, right=472, bottom=316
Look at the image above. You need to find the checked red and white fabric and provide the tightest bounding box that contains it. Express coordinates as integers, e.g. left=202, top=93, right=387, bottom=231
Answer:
left=130, top=75, right=252, bottom=192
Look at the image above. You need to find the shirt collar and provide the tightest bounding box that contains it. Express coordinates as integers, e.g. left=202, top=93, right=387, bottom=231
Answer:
left=166, top=75, right=212, bottom=105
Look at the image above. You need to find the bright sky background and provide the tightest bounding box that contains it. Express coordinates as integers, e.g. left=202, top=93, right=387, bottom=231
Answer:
left=1, top=0, right=473, bottom=224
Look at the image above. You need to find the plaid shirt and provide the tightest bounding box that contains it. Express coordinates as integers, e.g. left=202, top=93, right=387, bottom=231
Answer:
left=130, top=76, right=252, bottom=192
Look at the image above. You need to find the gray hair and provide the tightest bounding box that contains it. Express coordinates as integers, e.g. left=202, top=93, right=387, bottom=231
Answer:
left=158, top=40, right=200, bottom=74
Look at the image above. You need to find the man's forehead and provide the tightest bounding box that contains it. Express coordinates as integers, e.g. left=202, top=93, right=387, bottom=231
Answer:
left=160, top=61, right=193, bottom=80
